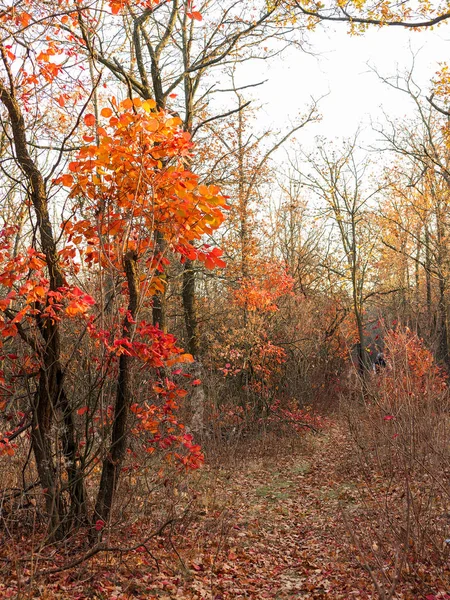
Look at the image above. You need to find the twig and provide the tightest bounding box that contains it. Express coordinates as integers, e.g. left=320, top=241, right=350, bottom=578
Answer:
left=29, top=515, right=179, bottom=578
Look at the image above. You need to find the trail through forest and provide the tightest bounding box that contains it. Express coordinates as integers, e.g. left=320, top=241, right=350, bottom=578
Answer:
left=191, top=425, right=371, bottom=599
left=4, top=422, right=447, bottom=600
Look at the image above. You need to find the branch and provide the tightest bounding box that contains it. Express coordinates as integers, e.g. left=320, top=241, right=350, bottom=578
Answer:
left=3, top=309, right=42, bottom=356
left=0, top=419, right=31, bottom=446
left=293, top=1, right=450, bottom=28
left=192, top=100, right=251, bottom=138
left=212, top=79, right=268, bottom=94
left=363, top=287, right=405, bottom=303
left=426, top=93, right=450, bottom=118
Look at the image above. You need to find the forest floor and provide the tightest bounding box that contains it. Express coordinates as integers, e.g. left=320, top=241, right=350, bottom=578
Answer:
left=1, top=422, right=449, bottom=599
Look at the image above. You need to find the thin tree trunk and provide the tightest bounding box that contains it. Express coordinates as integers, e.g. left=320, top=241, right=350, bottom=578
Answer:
left=437, top=275, right=450, bottom=367
left=435, top=206, right=450, bottom=367
left=94, top=251, right=139, bottom=526
left=152, top=230, right=167, bottom=331
left=182, top=259, right=205, bottom=432
left=425, top=226, right=432, bottom=333
left=182, top=259, right=200, bottom=358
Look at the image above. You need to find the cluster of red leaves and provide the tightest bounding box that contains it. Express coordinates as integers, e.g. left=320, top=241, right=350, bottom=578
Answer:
left=0, top=227, right=97, bottom=340
left=89, top=319, right=193, bottom=367
left=131, top=394, right=204, bottom=470
left=0, top=437, right=17, bottom=457
left=72, top=318, right=202, bottom=468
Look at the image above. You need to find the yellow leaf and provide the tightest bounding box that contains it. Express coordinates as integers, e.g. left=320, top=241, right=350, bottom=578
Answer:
left=142, top=99, right=157, bottom=112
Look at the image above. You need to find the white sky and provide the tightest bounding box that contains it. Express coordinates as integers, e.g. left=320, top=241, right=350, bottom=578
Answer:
left=235, top=21, right=450, bottom=151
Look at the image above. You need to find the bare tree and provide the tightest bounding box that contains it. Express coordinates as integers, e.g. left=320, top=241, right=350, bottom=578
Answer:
left=294, top=136, right=383, bottom=373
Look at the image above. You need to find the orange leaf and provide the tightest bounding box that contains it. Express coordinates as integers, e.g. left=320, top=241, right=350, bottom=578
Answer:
left=214, top=257, right=226, bottom=269
left=61, top=174, right=73, bottom=187
left=100, top=107, right=113, bottom=118
left=120, top=98, right=133, bottom=110
left=84, top=113, right=96, bottom=127
left=2, top=324, right=18, bottom=338
left=20, top=12, right=32, bottom=27
left=146, top=119, right=159, bottom=132
left=142, top=99, right=156, bottom=112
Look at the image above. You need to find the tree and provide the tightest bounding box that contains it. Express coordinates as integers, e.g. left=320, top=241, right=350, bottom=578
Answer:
left=376, top=99, right=450, bottom=366
left=295, top=137, right=384, bottom=373
left=0, top=3, right=226, bottom=540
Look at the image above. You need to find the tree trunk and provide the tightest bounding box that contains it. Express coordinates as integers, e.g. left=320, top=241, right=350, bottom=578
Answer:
left=435, top=205, right=449, bottom=367
left=182, top=259, right=200, bottom=358
left=0, top=75, right=86, bottom=538
left=182, top=259, right=205, bottom=432
left=152, top=230, right=167, bottom=331
left=424, top=226, right=432, bottom=335
left=94, top=251, right=139, bottom=527
left=437, top=275, right=450, bottom=367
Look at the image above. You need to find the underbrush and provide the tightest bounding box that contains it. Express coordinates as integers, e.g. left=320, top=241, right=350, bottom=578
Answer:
left=199, top=395, right=326, bottom=465
left=343, top=327, right=450, bottom=599
left=0, top=399, right=322, bottom=599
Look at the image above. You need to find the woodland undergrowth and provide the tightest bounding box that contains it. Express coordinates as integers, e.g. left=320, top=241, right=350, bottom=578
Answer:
left=1, top=346, right=450, bottom=600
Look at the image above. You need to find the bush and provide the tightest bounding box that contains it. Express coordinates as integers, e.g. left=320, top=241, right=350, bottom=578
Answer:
left=344, top=327, right=450, bottom=598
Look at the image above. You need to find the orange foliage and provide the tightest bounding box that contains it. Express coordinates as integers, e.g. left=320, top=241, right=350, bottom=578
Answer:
left=58, top=97, right=227, bottom=280
left=0, top=92, right=226, bottom=468
left=372, top=326, right=447, bottom=414
left=234, top=262, right=294, bottom=313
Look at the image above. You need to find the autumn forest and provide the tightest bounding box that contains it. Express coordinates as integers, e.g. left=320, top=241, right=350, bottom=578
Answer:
left=0, top=0, right=450, bottom=598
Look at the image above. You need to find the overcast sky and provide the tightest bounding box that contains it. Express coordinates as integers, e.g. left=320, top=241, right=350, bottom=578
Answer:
left=234, top=20, right=450, bottom=152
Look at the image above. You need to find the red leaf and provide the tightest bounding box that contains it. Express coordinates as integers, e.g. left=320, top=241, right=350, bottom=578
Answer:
left=61, top=174, right=73, bottom=187
left=77, top=406, right=89, bottom=416
left=95, top=519, right=106, bottom=531
left=84, top=113, right=96, bottom=127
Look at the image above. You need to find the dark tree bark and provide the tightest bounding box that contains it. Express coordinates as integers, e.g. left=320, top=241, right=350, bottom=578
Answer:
left=94, top=251, right=140, bottom=526
left=0, top=61, right=86, bottom=538
left=182, top=259, right=200, bottom=358
left=152, top=230, right=167, bottom=331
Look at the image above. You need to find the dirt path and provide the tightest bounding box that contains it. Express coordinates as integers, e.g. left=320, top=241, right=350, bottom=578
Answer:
left=182, top=426, right=374, bottom=600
